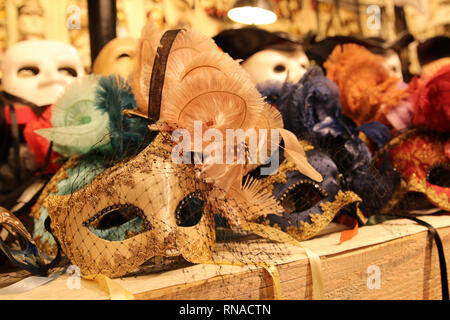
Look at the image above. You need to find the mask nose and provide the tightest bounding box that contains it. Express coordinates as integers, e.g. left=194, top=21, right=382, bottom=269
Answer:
left=37, top=61, right=70, bottom=88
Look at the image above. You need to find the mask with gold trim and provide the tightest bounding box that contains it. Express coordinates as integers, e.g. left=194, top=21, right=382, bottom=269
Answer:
left=251, top=149, right=362, bottom=241
left=31, top=74, right=153, bottom=257
left=45, top=133, right=217, bottom=278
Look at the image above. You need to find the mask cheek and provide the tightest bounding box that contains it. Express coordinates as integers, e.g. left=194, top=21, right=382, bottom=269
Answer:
left=175, top=198, right=215, bottom=263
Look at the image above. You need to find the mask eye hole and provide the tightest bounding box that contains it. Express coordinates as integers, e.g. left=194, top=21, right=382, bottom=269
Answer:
left=427, top=164, right=450, bottom=187
left=280, top=181, right=328, bottom=213
left=17, top=66, right=39, bottom=77
left=118, top=53, right=131, bottom=59
left=176, top=192, right=205, bottom=227
left=84, top=204, right=151, bottom=241
left=273, top=64, right=286, bottom=73
left=58, top=67, right=78, bottom=77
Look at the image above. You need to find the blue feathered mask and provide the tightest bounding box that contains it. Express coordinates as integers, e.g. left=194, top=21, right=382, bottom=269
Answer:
left=256, top=67, right=401, bottom=222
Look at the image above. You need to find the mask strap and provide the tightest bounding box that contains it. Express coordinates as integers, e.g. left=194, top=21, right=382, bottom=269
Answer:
left=147, top=29, right=183, bottom=122
left=86, top=274, right=135, bottom=300
left=381, top=213, right=449, bottom=300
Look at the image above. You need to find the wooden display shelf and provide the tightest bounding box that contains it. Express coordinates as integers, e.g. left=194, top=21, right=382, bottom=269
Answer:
left=1, top=215, right=449, bottom=300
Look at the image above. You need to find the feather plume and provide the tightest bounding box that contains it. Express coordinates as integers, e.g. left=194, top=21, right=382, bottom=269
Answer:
left=164, top=29, right=219, bottom=81
left=96, top=75, right=153, bottom=159
left=210, top=175, right=283, bottom=227
left=238, top=175, right=283, bottom=219
left=161, top=71, right=264, bottom=134
left=35, top=75, right=112, bottom=156
left=279, top=128, right=323, bottom=182
left=131, top=19, right=163, bottom=114
left=165, top=51, right=248, bottom=87
left=245, top=104, right=284, bottom=172
left=254, top=103, right=284, bottom=131
left=50, top=75, right=100, bottom=127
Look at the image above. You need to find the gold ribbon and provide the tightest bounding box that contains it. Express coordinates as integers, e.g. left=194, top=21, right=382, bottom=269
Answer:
left=85, top=274, right=135, bottom=300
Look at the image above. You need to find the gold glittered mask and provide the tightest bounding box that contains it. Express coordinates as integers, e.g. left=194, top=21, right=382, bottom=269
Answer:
left=46, top=134, right=215, bottom=278
left=92, top=37, right=137, bottom=79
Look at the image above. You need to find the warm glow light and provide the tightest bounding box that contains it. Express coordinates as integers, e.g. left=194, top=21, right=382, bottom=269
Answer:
left=228, top=6, right=277, bottom=25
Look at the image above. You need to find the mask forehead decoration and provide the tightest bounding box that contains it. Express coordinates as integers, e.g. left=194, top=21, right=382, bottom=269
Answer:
left=130, top=21, right=321, bottom=191
left=92, top=37, right=138, bottom=79
left=1, top=40, right=85, bottom=107
left=35, top=20, right=322, bottom=278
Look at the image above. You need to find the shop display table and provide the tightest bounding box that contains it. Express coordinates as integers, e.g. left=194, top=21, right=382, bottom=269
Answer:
left=1, top=215, right=449, bottom=300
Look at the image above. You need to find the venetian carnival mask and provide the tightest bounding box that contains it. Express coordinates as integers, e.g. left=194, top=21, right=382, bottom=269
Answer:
left=1, top=40, right=85, bottom=107
left=92, top=37, right=137, bottom=79
left=45, top=134, right=216, bottom=278
left=253, top=151, right=362, bottom=241
left=385, top=61, right=450, bottom=213
left=242, top=48, right=310, bottom=84
left=33, top=20, right=322, bottom=278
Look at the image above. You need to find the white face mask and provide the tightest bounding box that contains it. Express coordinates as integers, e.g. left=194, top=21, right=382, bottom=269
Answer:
left=242, top=48, right=310, bottom=84
left=1, top=40, right=85, bottom=106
